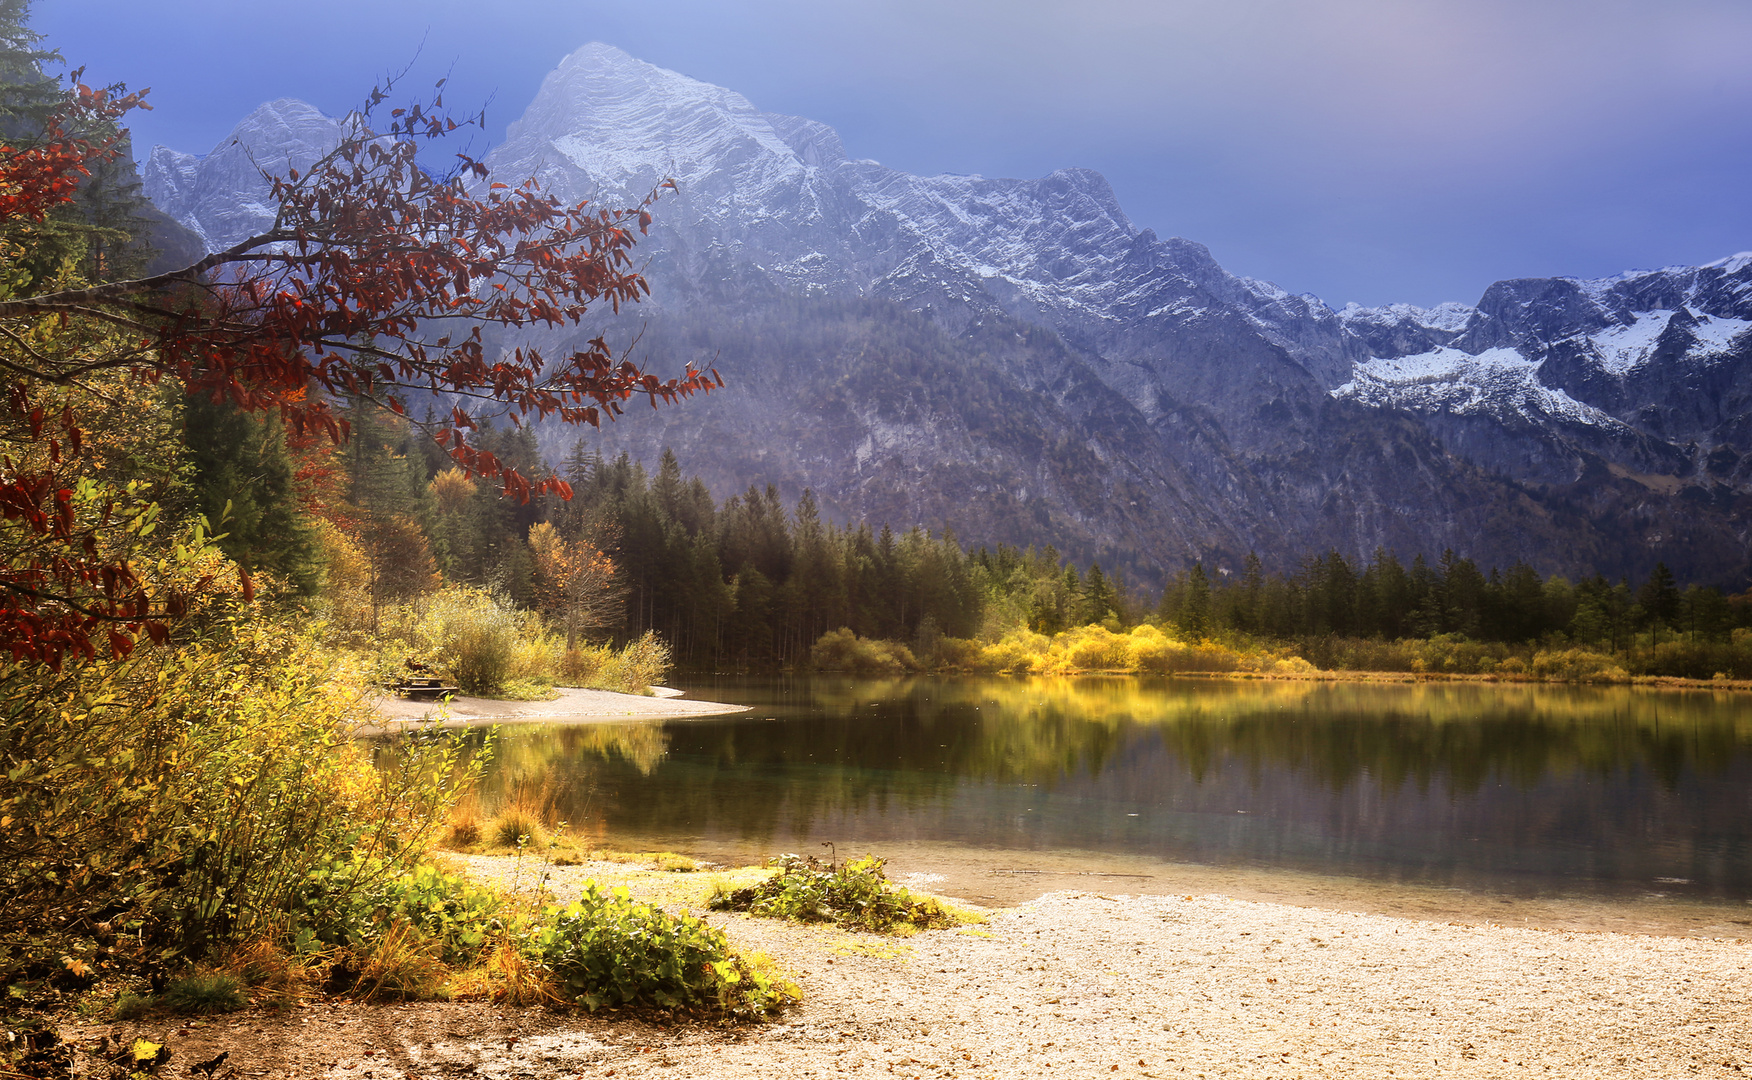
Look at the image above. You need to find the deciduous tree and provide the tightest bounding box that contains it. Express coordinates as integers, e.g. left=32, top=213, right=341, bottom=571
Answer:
left=0, top=70, right=717, bottom=664
left=528, top=520, right=621, bottom=649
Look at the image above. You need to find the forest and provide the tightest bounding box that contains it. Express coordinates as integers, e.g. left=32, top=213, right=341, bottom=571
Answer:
left=290, top=416, right=1750, bottom=681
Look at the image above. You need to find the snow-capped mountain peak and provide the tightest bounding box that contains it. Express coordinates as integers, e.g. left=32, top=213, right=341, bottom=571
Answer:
left=499, top=42, right=831, bottom=195
left=144, top=98, right=348, bottom=252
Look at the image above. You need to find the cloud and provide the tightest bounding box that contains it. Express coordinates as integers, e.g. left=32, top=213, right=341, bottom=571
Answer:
left=752, top=0, right=1752, bottom=184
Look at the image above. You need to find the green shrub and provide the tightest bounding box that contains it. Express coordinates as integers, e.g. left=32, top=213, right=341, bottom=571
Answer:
left=1634, top=637, right=1752, bottom=680
left=287, top=857, right=502, bottom=966
left=931, top=636, right=986, bottom=670
left=160, top=972, right=247, bottom=1015
left=532, top=882, right=798, bottom=1016
left=0, top=621, right=481, bottom=975
left=810, top=628, right=918, bottom=674
left=710, top=854, right=958, bottom=934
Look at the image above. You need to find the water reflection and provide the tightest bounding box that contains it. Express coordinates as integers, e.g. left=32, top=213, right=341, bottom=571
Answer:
left=465, top=677, right=1752, bottom=901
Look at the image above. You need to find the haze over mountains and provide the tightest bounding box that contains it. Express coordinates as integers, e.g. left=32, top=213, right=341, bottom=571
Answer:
left=144, top=43, right=1752, bottom=586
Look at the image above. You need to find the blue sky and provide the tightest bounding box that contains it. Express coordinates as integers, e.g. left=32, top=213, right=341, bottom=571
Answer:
left=35, top=0, right=1752, bottom=308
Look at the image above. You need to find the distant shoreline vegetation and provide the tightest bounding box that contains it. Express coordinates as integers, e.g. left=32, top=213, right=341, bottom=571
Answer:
left=808, top=622, right=1752, bottom=688
left=534, top=448, right=1752, bottom=686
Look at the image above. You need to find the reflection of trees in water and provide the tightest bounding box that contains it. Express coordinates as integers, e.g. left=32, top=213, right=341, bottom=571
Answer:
left=462, top=723, right=671, bottom=825
left=802, top=677, right=1750, bottom=796
left=455, top=678, right=1751, bottom=844
left=1140, top=682, right=1746, bottom=795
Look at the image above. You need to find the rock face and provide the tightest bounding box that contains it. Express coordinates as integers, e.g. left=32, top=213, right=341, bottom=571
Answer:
left=145, top=45, right=1752, bottom=585
left=143, top=99, right=350, bottom=252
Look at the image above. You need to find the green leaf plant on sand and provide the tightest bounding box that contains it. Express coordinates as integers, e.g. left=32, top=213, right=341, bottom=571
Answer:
left=709, top=854, right=968, bottom=935
left=533, top=882, right=798, bottom=1018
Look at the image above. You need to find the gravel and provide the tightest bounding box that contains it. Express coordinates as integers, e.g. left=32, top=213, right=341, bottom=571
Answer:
left=65, top=861, right=1752, bottom=1079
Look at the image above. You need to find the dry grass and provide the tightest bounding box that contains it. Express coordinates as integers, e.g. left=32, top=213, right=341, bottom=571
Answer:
left=558, top=849, right=702, bottom=872
left=448, top=937, right=563, bottom=1006
left=348, top=921, right=449, bottom=1003
left=221, top=937, right=315, bottom=1008
left=489, top=806, right=548, bottom=850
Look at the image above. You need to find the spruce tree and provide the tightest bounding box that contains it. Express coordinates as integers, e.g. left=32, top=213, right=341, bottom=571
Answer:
left=182, top=392, right=323, bottom=593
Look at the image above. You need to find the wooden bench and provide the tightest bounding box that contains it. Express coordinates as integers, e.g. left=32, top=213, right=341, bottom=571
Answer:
left=391, top=677, right=461, bottom=701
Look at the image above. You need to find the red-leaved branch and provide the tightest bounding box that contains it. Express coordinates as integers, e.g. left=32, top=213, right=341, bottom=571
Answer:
left=0, top=73, right=716, bottom=665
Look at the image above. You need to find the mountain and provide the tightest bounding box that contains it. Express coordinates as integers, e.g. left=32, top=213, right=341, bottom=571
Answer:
left=144, top=98, right=349, bottom=252
left=143, top=45, right=1752, bottom=586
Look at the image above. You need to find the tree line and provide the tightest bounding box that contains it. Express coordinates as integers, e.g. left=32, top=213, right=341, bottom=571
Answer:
left=1156, top=548, right=1747, bottom=655
left=197, top=398, right=1752, bottom=672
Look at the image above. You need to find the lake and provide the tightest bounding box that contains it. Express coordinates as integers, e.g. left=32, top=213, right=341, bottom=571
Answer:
left=463, top=675, right=1752, bottom=930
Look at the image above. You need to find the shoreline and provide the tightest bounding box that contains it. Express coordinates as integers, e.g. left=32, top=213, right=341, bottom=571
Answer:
left=540, top=837, right=1752, bottom=940
left=357, top=684, right=751, bottom=735
left=794, top=665, right=1752, bottom=692
left=80, top=855, right=1752, bottom=1079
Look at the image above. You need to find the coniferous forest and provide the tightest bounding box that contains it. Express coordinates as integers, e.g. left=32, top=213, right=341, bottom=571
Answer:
left=228, top=382, right=1752, bottom=682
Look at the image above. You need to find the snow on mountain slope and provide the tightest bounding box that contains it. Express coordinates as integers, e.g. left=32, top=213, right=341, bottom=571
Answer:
left=140, top=46, right=1752, bottom=440
left=1334, top=347, right=1629, bottom=431
left=1587, top=309, right=1752, bottom=375
left=484, top=46, right=1204, bottom=330
left=1335, top=256, right=1752, bottom=437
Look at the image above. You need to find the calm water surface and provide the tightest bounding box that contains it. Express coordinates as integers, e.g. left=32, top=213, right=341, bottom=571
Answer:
left=469, top=676, right=1752, bottom=907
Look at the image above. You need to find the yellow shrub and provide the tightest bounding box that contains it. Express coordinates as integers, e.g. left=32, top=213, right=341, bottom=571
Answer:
left=1528, top=648, right=1628, bottom=682
left=1055, top=625, right=1131, bottom=671
left=979, top=630, right=1049, bottom=673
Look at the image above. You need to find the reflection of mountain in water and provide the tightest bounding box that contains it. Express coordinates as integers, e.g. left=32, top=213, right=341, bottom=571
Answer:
left=469, top=677, right=1752, bottom=898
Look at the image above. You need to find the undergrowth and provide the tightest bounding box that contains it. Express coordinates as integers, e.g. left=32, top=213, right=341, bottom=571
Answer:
left=709, top=854, right=966, bottom=934
left=89, top=858, right=796, bottom=1020
left=534, top=882, right=797, bottom=1017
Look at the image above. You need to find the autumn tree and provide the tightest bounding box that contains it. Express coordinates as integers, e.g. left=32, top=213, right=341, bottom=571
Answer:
left=0, top=69, right=718, bottom=664
left=527, top=519, right=621, bottom=649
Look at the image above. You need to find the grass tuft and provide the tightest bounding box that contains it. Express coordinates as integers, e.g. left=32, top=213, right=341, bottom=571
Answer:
left=221, top=936, right=311, bottom=1007
left=490, top=807, right=549, bottom=850
left=159, top=971, right=248, bottom=1015
left=348, top=921, right=449, bottom=1002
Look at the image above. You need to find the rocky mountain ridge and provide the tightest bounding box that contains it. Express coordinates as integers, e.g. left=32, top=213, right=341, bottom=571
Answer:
left=143, top=44, right=1752, bottom=585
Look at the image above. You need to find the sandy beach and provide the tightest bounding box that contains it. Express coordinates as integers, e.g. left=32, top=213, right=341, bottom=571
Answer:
left=358, top=685, right=751, bottom=733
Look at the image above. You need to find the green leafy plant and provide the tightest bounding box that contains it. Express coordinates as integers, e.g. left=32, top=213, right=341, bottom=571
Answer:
left=709, top=854, right=960, bottom=934
left=532, top=882, right=797, bottom=1017
left=286, top=856, right=502, bottom=967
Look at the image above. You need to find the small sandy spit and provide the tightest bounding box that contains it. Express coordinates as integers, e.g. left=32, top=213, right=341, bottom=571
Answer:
left=68, top=855, right=1752, bottom=1079
left=358, top=686, right=750, bottom=733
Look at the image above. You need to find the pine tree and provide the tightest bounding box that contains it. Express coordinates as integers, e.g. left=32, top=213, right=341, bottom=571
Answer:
left=182, top=391, right=322, bottom=593
left=1638, top=562, right=1680, bottom=645
left=1177, top=563, right=1212, bottom=639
